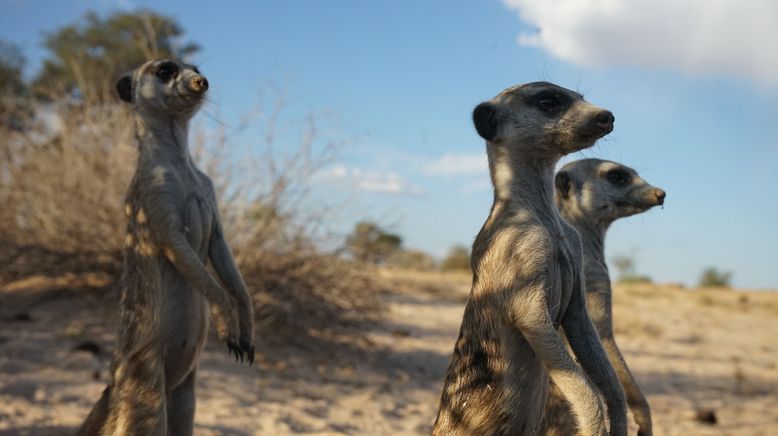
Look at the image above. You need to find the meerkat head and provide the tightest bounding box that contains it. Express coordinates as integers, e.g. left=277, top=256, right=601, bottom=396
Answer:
left=473, top=82, right=614, bottom=158
left=115, top=59, right=208, bottom=117
left=555, top=159, right=666, bottom=224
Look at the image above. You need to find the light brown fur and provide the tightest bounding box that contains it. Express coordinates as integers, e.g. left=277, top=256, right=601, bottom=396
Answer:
left=433, top=82, right=627, bottom=436
left=543, top=159, right=666, bottom=436
left=77, top=59, right=255, bottom=436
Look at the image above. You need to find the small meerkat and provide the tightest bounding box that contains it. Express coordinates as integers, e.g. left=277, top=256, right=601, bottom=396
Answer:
left=543, top=158, right=665, bottom=436
left=77, top=59, right=255, bottom=436
left=433, top=82, right=627, bottom=436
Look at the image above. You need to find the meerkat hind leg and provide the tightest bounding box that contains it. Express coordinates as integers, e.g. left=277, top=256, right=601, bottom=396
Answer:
left=166, top=369, right=197, bottom=436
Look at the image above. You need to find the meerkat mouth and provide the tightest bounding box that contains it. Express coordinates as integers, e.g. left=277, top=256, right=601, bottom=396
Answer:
left=570, top=133, right=601, bottom=151
left=615, top=201, right=658, bottom=214
left=176, top=92, right=206, bottom=107
left=178, top=90, right=205, bottom=99
left=579, top=128, right=611, bottom=143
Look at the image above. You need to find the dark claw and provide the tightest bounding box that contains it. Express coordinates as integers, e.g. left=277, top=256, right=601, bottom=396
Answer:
left=247, top=346, right=255, bottom=365
left=239, top=338, right=255, bottom=366
left=227, top=341, right=241, bottom=362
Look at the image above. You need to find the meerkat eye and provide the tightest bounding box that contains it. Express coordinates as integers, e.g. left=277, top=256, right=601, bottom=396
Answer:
left=155, top=62, right=179, bottom=82
left=605, top=169, right=632, bottom=185
left=531, top=92, right=565, bottom=114
left=192, top=66, right=200, bottom=74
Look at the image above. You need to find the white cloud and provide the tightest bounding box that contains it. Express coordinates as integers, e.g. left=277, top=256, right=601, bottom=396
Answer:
left=317, top=164, right=423, bottom=195
left=425, top=153, right=488, bottom=176
left=503, top=0, right=778, bottom=87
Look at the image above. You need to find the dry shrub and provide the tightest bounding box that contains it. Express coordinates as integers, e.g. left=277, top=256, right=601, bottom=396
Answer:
left=244, top=250, right=383, bottom=342
left=0, top=94, right=383, bottom=342
left=0, top=103, right=134, bottom=284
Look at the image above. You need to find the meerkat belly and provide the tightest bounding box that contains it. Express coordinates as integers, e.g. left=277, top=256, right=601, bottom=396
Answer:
left=159, top=194, right=213, bottom=388
left=160, top=265, right=208, bottom=388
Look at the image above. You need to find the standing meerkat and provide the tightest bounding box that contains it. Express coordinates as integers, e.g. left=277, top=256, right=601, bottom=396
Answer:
left=77, top=59, right=255, bottom=436
left=543, top=158, right=666, bottom=436
left=433, top=82, right=628, bottom=436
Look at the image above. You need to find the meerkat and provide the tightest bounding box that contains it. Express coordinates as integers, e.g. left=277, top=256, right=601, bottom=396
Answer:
left=77, top=59, right=255, bottom=436
left=542, top=159, right=666, bottom=436
left=433, top=82, right=628, bottom=436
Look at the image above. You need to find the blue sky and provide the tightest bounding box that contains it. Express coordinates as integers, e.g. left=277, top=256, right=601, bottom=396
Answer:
left=2, top=0, right=777, bottom=289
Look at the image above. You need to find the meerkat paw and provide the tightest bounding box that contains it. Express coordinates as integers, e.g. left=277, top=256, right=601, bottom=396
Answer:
left=225, top=338, right=244, bottom=363
left=239, top=335, right=255, bottom=365
left=222, top=335, right=254, bottom=365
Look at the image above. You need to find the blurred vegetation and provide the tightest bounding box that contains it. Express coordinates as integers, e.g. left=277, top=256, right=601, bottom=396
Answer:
left=0, top=41, right=30, bottom=129
left=441, top=245, right=471, bottom=272
left=32, top=10, right=199, bottom=103
left=385, top=249, right=437, bottom=271
left=345, top=221, right=403, bottom=265
left=698, top=267, right=732, bottom=288
left=0, top=41, right=26, bottom=96
left=611, top=253, right=652, bottom=284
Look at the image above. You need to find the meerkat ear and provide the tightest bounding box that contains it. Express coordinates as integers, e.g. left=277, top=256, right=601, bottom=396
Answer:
left=473, top=102, right=499, bottom=142
left=116, top=75, right=133, bottom=103
left=555, top=170, right=572, bottom=199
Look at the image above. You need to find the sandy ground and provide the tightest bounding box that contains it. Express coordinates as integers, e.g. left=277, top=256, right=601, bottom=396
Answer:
left=1, top=270, right=777, bottom=435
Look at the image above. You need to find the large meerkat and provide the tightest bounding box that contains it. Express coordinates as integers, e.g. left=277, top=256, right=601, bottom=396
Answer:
left=433, top=82, right=627, bottom=436
left=543, top=159, right=666, bottom=436
left=77, top=59, right=255, bottom=435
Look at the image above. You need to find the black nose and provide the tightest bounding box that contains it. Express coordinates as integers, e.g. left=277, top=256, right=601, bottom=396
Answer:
left=190, top=76, right=209, bottom=92
left=654, top=188, right=666, bottom=204
left=596, top=110, right=615, bottom=126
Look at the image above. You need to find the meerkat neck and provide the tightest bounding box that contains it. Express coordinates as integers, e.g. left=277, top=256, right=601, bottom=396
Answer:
left=562, top=210, right=609, bottom=268
left=134, top=113, right=193, bottom=162
left=488, top=145, right=557, bottom=212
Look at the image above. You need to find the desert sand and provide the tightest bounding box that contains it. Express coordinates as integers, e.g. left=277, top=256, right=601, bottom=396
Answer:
left=1, top=270, right=776, bottom=435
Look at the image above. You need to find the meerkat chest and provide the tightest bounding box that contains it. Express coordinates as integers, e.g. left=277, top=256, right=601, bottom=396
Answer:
left=176, top=169, right=216, bottom=257
left=165, top=163, right=217, bottom=257
left=181, top=193, right=214, bottom=256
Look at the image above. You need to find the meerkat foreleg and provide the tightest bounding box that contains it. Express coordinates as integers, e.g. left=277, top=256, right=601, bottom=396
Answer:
left=208, top=222, right=255, bottom=364
left=160, top=234, right=247, bottom=359
left=601, top=335, right=652, bottom=436
left=562, top=281, right=628, bottom=436
left=587, top=290, right=652, bottom=436
left=510, top=288, right=609, bottom=436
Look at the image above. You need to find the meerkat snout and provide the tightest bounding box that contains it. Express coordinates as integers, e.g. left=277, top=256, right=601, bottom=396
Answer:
left=595, top=110, right=615, bottom=129
left=189, top=75, right=208, bottom=93
left=652, top=187, right=666, bottom=205
left=578, top=109, right=615, bottom=141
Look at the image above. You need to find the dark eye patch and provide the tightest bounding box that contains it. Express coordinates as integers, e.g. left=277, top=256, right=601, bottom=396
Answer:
left=192, top=66, right=200, bottom=74
left=154, top=61, right=179, bottom=82
left=527, top=90, right=570, bottom=115
left=605, top=168, right=632, bottom=185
